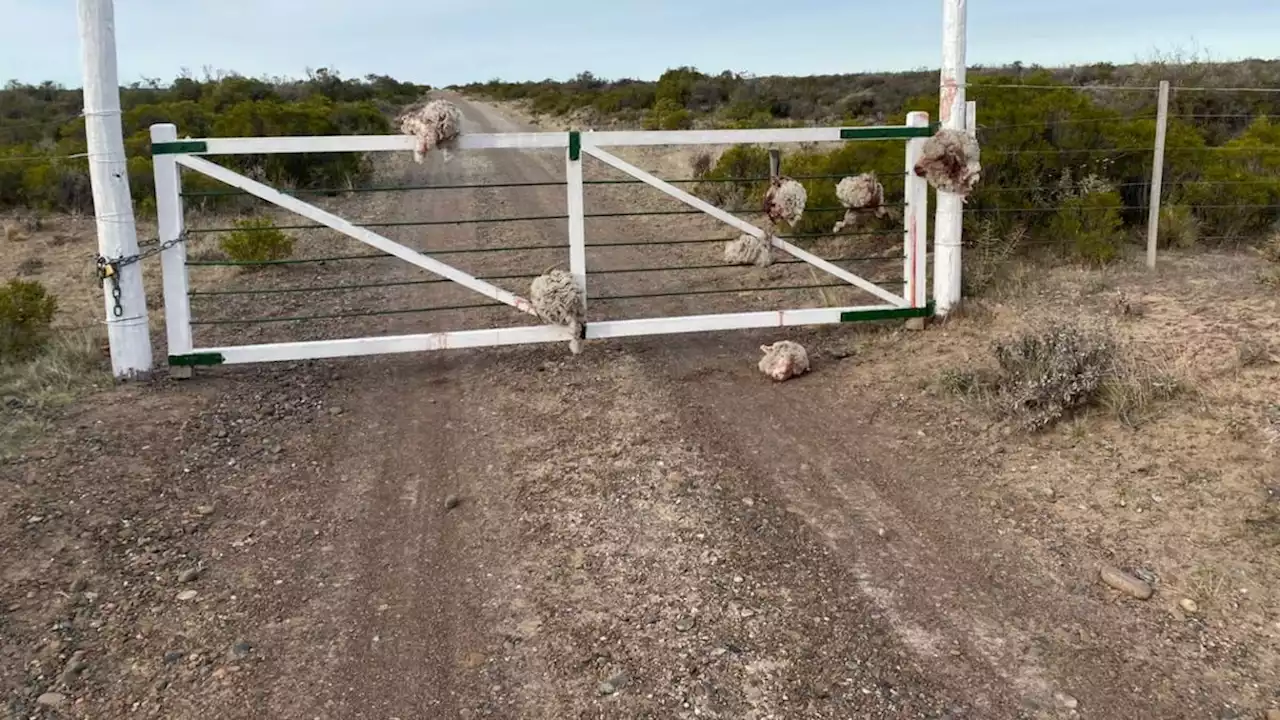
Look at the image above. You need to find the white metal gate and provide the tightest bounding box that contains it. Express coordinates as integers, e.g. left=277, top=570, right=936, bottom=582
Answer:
left=151, top=115, right=935, bottom=369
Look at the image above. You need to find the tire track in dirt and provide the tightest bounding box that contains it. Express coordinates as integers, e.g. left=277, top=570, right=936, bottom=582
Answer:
left=626, top=328, right=1237, bottom=718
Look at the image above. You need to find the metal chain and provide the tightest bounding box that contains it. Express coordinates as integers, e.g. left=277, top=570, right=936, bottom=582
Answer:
left=95, top=230, right=188, bottom=318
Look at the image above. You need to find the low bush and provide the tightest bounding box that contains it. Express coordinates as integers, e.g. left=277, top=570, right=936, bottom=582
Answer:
left=1157, top=204, right=1200, bottom=249
left=218, top=216, right=296, bottom=264
left=991, top=322, right=1117, bottom=431
left=1048, top=175, right=1126, bottom=264
left=0, top=279, right=58, bottom=360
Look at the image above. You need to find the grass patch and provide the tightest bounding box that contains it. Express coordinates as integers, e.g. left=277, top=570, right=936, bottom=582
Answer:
left=1, top=329, right=110, bottom=458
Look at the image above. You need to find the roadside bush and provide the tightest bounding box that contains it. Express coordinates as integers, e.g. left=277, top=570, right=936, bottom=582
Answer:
left=963, top=220, right=1026, bottom=296
left=694, top=145, right=770, bottom=209
left=219, top=216, right=296, bottom=264
left=1048, top=175, right=1125, bottom=264
left=0, top=279, right=58, bottom=360
left=1157, top=204, right=1200, bottom=249
left=643, top=99, right=693, bottom=130
left=991, top=322, right=1117, bottom=431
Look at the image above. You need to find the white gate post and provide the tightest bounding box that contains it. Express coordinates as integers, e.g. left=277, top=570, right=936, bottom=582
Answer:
left=78, top=0, right=152, bottom=377
left=151, top=124, right=194, bottom=378
left=566, top=131, right=587, bottom=308
left=904, top=112, right=930, bottom=328
left=933, top=0, right=968, bottom=316
left=1145, top=80, right=1170, bottom=269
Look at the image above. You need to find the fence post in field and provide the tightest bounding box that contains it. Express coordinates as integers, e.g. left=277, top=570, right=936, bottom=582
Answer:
left=768, top=149, right=781, bottom=179
left=933, top=0, right=968, bottom=316
left=1146, top=80, right=1171, bottom=269
left=151, top=124, right=194, bottom=378
left=78, top=0, right=152, bottom=377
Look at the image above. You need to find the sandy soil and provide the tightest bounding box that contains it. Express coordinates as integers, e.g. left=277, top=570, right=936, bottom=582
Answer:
left=2, top=95, right=1279, bottom=719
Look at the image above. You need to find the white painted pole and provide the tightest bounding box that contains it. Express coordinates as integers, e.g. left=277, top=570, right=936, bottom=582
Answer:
left=904, top=111, right=930, bottom=315
left=566, top=135, right=587, bottom=307
left=933, top=0, right=968, bottom=316
left=1146, top=80, right=1170, bottom=269
left=966, top=100, right=977, bottom=139
left=78, top=0, right=152, bottom=377
left=151, top=124, right=194, bottom=378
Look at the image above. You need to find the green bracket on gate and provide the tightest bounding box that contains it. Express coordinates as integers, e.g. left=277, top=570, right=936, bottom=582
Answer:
left=168, top=352, right=225, bottom=367
left=152, top=141, right=208, bottom=156
left=568, top=131, right=581, bottom=161
left=839, top=302, right=935, bottom=322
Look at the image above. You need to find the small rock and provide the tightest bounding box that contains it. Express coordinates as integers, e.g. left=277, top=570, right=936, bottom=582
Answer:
left=69, top=577, right=88, bottom=593
left=328, top=406, right=344, bottom=416
left=1054, top=692, right=1078, bottom=710
left=163, top=651, right=185, bottom=665
left=1179, top=598, right=1199, bottom=614
left=1265, top=709, right=1280, bottom=720
left=36, top=693, right=67, bottom=708
left=228, top=641, right=252, bottom=661
left=1043, top=487, right=1057, bottom=501
left=597, top=671, right=629, bottom=696
left=176, top=590, right=199, bottom=602
left=60, top=652, right=88, bottom=684
left=741, top=497, right=755, bottom=508
left=675, top=616, right=696, bottom=632
left=1099, top=566, right=1153, bottom=600
left=445, top=494, right=461, bottom=511
left=178, top=567, right=201, bottom=583
left=195, top=505, right=215, bottom=516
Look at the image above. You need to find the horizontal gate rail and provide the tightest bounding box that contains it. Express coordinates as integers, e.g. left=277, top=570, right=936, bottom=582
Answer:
left=152, top=125, right=937, bottom=157
left=171, top=303, right=933, bottom=367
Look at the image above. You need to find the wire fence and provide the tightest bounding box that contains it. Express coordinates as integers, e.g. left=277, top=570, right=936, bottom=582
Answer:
left=956, top=82, right=1280, bottom=264
left=7, top=79, right=1279, bottom=340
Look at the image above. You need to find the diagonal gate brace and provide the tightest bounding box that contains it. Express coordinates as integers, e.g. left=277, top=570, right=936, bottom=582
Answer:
left=581, top=146, right=906, bottom=308
left=176, top=155, right=538, bottom=316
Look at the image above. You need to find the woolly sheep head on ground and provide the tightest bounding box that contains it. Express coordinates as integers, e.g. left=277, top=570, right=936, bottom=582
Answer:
left=763, top=176, right=807, bottom=228
left=832, top=172, right=888, bottom=233
left=398, top=99, right=463, bottom=163
left=724, top=233, right=774, bottom=268
left=530, top=269, right=586, bottom=354
left=914, top=128, right=981, bottom=197
left=758, top=341, right=810, bottom=382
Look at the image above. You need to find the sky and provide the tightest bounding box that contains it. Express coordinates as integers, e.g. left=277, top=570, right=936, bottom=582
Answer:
left=2, top=0, right=1278, bottom=88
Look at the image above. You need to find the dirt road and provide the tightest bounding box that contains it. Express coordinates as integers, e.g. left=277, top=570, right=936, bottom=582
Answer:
left=1, top=97, right=1247, bottom=719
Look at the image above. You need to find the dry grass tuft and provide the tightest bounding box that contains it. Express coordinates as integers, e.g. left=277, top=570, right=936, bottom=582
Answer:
left=1237, top=337, right=1275, bottom=368
left=1, top=329, right=110, bottom=458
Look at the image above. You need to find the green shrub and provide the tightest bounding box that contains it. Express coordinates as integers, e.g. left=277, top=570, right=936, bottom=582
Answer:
left=1157, top=204, right=1200, bottom=249
left=694, top=145, right=771, bottom=209
left=218, top=216, right=296, bottom=264
left=643, top=98, right=693, bottom=130
left=1048, top=175, right=1125, bottom=264
left=0, top=279, right=58, bottom=360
